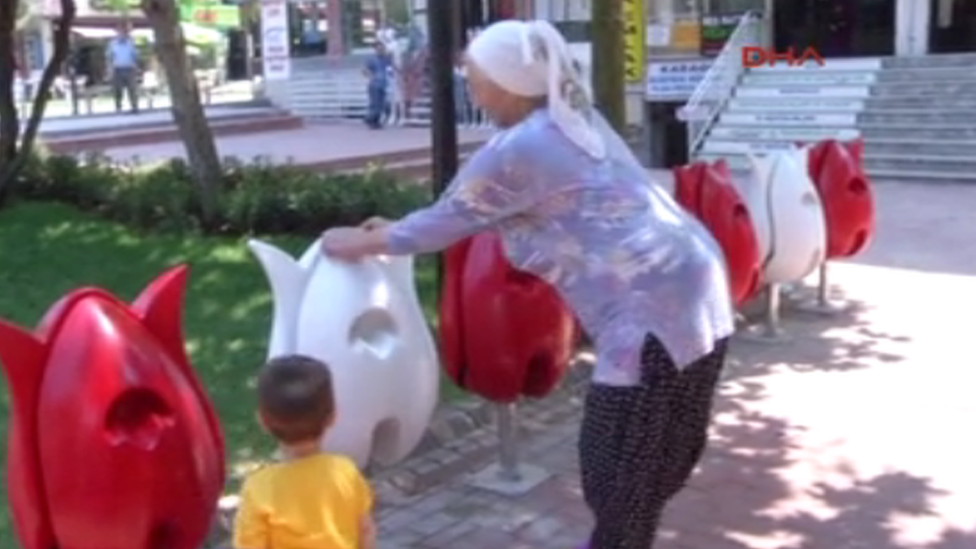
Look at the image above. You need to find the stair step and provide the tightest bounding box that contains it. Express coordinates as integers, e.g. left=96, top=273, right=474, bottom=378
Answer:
left=871, top=81, right=976, bottom=95
left=742, top=72, right=877, bottom=86
left=728, top=98, right=865, bottom=112
left=709, top=126, right=860, bottom=141
left=864, top=153, right=976, bottom=173
left=859, top=123, right=976, bottom=140
left=746, top=57, right=882, bottom=72
left=874, top=67, right=976, bottom=82
left=736, top=86, right=871, bottom=98
left=720, top=112, right=857, bottom=126
left=703, top=136, right=976, bottom=157
left=884, top=53, right=976, bottom=69
left=866, top=169, right=976, bottom=184
left=865, top=138, right=976, bottom=157
left=859, top=110, right=976, bottom=124
left=728, top=96, right=976, bottom=110
left=865, top=96, right=976, bottom=109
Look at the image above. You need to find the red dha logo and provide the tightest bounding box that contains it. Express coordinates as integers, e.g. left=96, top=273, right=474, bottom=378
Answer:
left=742, top=46, right=826, bottom=68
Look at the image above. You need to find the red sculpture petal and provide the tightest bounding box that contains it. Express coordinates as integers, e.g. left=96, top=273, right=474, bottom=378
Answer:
left=806, top=139, right=875, bottom=258
left=0, top=267, right=225, bottom=549
left=132, top=265, right=225, bottom=478
left=674, top=159, right=763, bottom=307
left=0, top=321, right=54, bottom=549
left=438, top=238, right=473, bottom=387
left=673, top=163, right=706, bottom=216
left=439, top=233, right=577, bottom=402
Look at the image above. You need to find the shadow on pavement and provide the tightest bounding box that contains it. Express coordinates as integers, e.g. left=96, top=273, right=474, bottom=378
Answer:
left=659, top=284, right=976, bottom=549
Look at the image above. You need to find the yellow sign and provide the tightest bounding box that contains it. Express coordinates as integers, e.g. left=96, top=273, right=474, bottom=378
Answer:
left=623, top=0, right=646, bottom=83
left=671, top=19, right=701, bottom=51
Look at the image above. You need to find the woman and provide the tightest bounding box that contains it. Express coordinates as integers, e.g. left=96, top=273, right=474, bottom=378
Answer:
left=320, top=20, right=734, bottom=549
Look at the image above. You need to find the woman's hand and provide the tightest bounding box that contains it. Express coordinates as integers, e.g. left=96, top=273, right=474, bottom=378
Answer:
left=360, top=216, right=392, bottom=231
left=320, top=226, right=384, bottom=261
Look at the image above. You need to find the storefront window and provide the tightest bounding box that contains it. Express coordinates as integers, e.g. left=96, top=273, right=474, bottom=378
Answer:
left=534, top=0, right=589, bottom=21
left=702, top=0, right=764, bottom=15
left=289, top=1, right=328, bottom=56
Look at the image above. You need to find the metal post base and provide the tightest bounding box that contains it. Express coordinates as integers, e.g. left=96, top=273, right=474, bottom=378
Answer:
left=469, top=462, right=551, bottom=496
left=467, top=402, right=550, bottom=496
left=793, top=263, right=848, bottom=316
left=738, top=283, right=790, bottom=344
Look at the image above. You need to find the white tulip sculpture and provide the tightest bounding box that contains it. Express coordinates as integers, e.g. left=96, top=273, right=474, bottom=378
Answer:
left=738, top=147, right=828, bottom=340
left=248, top=238, right=439, bottom=468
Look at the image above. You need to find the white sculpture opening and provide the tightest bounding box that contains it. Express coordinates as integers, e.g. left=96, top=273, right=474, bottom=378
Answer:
left=743, top=148, right=828, bottom=284
left=248, top=239, right=439, bottom=468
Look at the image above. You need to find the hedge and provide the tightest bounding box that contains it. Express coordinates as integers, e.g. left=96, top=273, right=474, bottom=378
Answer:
left=11, top=153, right=431, bottom=236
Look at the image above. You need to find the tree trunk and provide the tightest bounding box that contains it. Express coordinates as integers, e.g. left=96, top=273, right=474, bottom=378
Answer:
left=0, top=0, right=21, bottom=167
left=591, top=0, right=626, bottom=133
left=143, top=0, right=221, bottom=229
left=0, top=0, right=76, bottom=206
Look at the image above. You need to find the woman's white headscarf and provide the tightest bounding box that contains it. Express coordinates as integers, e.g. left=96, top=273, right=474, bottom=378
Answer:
left=466, top=20, right=606, bottom=159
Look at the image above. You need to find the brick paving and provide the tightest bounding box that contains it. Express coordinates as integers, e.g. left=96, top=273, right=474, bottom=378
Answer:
left=367, top=181, right=976, bottom=549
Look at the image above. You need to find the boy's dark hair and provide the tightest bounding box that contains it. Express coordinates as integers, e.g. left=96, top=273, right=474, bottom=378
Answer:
left=257, top=355, right=335, bottom=445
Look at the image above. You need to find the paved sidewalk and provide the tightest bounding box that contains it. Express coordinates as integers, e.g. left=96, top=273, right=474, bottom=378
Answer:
left=368, top=181, right=976, bottom=549
left=101, top=124, right=495, bottom=166
left=38, top=103, right=269, bottom=136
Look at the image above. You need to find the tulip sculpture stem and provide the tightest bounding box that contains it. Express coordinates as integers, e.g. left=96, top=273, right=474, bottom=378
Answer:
left=468, top=401, right=551, bottom=495
left=793, top=262, right=848, bottom=316
left=496, top=403, right=522, bottom=482
left=739, top=283, right=790, bottom=344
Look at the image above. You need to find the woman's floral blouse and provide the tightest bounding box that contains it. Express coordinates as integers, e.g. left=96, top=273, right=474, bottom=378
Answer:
left=387, top=109, right=733, bottom=387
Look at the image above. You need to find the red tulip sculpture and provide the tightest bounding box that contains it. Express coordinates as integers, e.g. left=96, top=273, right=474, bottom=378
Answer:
left=806, top=139, right=875, bottom=258
left=673, top=159, right=763, bottom=307
left=439, top=232, right=579, bottom=403
left=0, top=266, right=225, bottom=549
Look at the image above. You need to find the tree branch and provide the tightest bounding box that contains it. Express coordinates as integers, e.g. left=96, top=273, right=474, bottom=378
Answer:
left=0, top=0, right=21, bottom=164
left=19, top=0, right=77, bottom=160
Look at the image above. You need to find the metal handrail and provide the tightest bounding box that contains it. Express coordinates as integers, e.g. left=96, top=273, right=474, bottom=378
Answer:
left=679, top=11, right=764, bottom=159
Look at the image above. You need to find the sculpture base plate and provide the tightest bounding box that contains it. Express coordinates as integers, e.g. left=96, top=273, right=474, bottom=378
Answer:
left=468, top=462, right=551, bottom=496
left=736, top=323, right=791, bottom=344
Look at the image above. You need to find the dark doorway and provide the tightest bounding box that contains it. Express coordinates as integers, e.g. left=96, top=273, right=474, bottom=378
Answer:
left=226, top=29, right=249, bottom=81
left=773, top=0, right=895, bottom=57
left=648, top=103, right=688, bottom=169
left=930, top=0, right=976, bottom=53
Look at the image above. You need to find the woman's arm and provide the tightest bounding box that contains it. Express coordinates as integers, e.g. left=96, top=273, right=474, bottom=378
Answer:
left=385, top=140, right=540, bottom=255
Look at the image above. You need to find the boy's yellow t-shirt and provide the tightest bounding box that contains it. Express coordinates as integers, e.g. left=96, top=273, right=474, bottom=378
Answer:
left=233, top=453, right=373, bottom=549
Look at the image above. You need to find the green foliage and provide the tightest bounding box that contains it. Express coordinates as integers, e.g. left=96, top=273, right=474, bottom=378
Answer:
left=11, top=153, right=431, bottom=236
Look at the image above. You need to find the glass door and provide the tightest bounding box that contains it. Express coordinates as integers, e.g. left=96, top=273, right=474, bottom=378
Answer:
left=929, top=0, right=976, bottom=53
left=773, top=0, right=895, bottom=57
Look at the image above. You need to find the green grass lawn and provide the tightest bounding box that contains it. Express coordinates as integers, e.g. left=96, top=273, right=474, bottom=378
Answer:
left=0, top=201, right=458, bottom=546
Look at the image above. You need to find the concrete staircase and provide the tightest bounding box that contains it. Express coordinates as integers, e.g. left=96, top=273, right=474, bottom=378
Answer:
left=263, top=55, right=437, bottom=125
left=696, top=53, right=976, bottom=184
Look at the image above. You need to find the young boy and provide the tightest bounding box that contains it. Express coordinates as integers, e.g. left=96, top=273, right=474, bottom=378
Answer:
left=234, top=355, right=376, bottom=549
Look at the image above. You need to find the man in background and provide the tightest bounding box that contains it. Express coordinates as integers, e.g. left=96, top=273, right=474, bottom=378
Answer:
left=363, top=41, right=391, bottom=129
left=107, top=23, right=141, bottom=113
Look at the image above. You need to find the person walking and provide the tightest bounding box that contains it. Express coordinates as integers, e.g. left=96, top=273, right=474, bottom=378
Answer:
left=363, top=41, right=392, bottom=129
left=318, top=19, right=734, bottom=549
left=107, top=23, right=140, bottom=114
left=453, top=52, right=471, bottom=126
